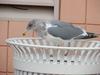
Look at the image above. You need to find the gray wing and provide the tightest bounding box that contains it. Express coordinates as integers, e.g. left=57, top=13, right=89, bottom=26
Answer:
left=50, top=20, right=75, bottom=27
left=48, top=20, right=84, bottom=40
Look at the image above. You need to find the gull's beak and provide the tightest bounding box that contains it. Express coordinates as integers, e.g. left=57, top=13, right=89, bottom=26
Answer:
left=22, top=23, right=33, bottom=36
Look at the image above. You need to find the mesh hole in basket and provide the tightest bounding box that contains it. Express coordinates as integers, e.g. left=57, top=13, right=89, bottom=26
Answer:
left=64, top=60, right=67, bottom=63
left=57, top=60, right=60, bottom=63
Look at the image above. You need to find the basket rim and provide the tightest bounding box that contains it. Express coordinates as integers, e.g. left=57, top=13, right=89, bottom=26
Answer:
left=6, top=37, right=100, bottom=50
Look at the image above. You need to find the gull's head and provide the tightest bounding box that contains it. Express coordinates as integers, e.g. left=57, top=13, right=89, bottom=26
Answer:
left=26, top=19, right=46, bottom=32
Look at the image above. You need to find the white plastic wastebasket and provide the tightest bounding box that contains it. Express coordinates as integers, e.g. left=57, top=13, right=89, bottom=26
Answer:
left=6, top=37, right=100, bottom=75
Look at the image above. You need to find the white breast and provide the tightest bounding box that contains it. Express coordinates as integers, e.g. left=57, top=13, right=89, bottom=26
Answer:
left=45, top=32, right=64, bottom=46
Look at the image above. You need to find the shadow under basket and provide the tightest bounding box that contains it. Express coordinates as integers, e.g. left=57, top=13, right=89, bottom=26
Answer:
left=6, top=37, right=100, bottom=75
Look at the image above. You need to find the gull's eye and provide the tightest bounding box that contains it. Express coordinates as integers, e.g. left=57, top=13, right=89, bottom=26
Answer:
left=29, top=24, right=32, bottom=27
left=28, top=24, right=33, bottom=28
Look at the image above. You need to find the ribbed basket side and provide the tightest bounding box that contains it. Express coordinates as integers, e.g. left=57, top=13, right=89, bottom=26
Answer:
left=6, top=38, right=100, bottom=74
left=7, top=38, right=100, bottom=64
left=12, top=46, right=100, bottom=64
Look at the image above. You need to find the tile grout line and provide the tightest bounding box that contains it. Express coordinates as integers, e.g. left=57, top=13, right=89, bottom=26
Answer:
left=6, top=20, right=10, bottom=75
left=58, top=0, right=61, bottom=20
left=59, top=0, right=61, bottom=20
left=85, top=0, right=88, bottom=30
left=85, top=0, right=87, bottom=24
left=0, top=71, right=7, bottom=73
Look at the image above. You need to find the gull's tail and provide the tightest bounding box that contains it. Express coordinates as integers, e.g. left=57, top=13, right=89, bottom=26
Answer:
left=75, top=32, right=99, bottom=39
